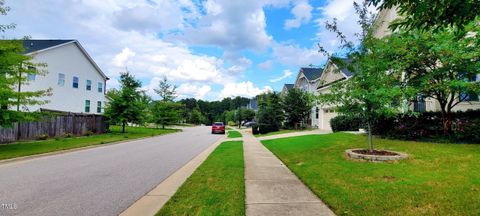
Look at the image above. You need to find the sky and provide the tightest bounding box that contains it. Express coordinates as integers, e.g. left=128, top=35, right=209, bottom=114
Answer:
left=2, top=0, right=369, bottom=101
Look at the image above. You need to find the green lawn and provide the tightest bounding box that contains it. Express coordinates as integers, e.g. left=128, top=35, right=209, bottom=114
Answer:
left=254, top=129, right=311, bottom=137
left=263, top=133, right=480, bottom=216
left=0, top=126, right=179, bottom=160
left=157, top=141, right=245, bottom=216
left=227, top=130, right=242, bottom=138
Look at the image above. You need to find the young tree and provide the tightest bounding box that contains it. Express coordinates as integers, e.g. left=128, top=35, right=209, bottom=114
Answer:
left=151, top=101, right=183, bottom=129
left=380, top=21, right=480, bottom=135
left=256, top=92, right=284, bottom=133
left=0, top=41, right=51, bottom=127
left=318, top=1, right=409, bottom=151
left=283, top=88, right=313, bottom=129
left=369, top=0, right=480, bottom=31
left=104, top=72, right=146, bottom=133
left=154, top=76, right=177, bottom=102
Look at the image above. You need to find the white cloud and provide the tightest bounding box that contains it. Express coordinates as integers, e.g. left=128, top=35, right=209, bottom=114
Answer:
left=270, top=70, right=293, bottom=82
left=272, top=42, right=326, bottom=67
left=112, top=48, right=136, bottom=67
left=284, top=1, right=313, bottom=29
left=315, top=0, right=377, bottom=54
left=177, top=83, right=212, bottom=99
left=219, top=81, right=272, bottom=98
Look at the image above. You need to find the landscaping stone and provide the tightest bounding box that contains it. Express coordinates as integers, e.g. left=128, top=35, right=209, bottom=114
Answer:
left=345, top=148, right=408, bottom=162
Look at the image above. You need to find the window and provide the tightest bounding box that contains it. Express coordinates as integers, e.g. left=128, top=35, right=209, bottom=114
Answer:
left=98, top=82, right=103, bottom=93
left=86, top=80, right=92, bottom=91
left=315, top=107, right=319, bottom=119
left=27, top=73, right=36, bottom=81
left=97, top=101, right=102, bottom=113
left=85, top=100, right=90, bottom=112
left=73, top=76, right=79, bottom=88
left=58, top=73, right=65, bottom=86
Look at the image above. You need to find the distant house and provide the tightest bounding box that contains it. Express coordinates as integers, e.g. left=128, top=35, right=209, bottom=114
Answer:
left=247, top=97, right=258, bottom=111
left=292, top=67, right=324, bottom=128
left=280, top=84, right=294, bottom=96
left=19, top=40, right=109, bottom=114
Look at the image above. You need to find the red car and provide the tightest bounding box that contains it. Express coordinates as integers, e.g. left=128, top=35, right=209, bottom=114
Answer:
left=211, top=122, right=225, bottom=134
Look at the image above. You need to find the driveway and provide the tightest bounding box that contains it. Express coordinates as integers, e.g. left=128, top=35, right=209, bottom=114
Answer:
left=0, top=126, right=221, bottom=216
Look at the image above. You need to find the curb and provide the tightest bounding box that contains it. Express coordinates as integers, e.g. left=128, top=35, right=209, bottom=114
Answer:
left=0, top=130, right=181, bottom=166
left=119, top=136, right=227, bottom=216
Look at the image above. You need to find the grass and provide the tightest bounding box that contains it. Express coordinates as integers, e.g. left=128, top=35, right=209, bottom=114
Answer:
left=262, top=133, right=480, bottom=216
left=254, top=129, right=312, bottom=137
left=157, top=141, right=245, bottom=216
left=227, top=130, right=242, bottom=138
left=0, top=126, right=179, bottom=160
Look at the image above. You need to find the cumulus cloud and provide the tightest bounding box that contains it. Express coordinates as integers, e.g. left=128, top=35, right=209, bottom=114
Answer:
left=270, top=70, right=293, bottom=82
left=112, top=48, right=136, bottom=67
left=315, top=0, right=377, bottom=54
left=284, top=1, right=313, bottom=29
left=272, top=42, right=326, bottom=67
left=219, top=81, right=272, bottom=98
left=177, top=83, right=212, bottom=99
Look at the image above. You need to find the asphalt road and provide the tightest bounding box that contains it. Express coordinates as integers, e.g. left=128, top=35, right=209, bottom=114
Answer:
left=0, top=126, right=222, bottom=216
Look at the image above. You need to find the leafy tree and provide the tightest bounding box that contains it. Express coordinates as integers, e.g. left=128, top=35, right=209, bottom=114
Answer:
left=256, top=92, right=284, bottom=133
left=151, top=101, right=183, bottom=129
left=318, top=1, right=409, bottom=151
left=188, top=108, right=205, bottom=125
left=283, top=88, right=313, bottom=129
left=369, top=0, right=480, bottom=31
left=104, top=72, right=146, bottom=133
left=380, top=21, right=480, bottom=135
left=0, top=41, right=51, bottom=127
left=154, top=76, right=177, bottom=102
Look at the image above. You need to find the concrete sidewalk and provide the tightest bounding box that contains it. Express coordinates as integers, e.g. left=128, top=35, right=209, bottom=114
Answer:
left=240, top=130, right=335, bottom=216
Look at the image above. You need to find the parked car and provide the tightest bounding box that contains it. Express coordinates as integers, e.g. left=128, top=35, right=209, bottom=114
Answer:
left=244, top=121, right=256, bottom=127
left=211, top=122, right=225, bottom=134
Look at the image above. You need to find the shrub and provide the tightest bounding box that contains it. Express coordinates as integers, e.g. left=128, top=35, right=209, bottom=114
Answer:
left=37, top=134, right=49, bottom=140
left=63, top=133, right=73, bottom=138
left=227, top=121, right=236, bottom=126
left=372, top=110, right=480, bottom=142
left=252, top=124, right=259, bottom=135
left=330, top=115, right=363, bottom=132
left=85, top=131, right=94, bottom=136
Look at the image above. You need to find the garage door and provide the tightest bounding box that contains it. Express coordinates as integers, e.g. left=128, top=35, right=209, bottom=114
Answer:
left=321, top=109, right=338, bottom=131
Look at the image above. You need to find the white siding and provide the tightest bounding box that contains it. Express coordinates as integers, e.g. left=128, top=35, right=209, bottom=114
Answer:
left=21, top=43, right=107, bottom=113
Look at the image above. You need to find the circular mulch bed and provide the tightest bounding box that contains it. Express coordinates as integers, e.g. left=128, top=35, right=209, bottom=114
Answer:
left=345, top=148, right=408, bottom=162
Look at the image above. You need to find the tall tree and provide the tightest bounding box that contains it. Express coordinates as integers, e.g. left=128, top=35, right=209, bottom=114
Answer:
left=283, top=88, right=313, bottom=129
left=380, top=21, right=480, bottom=135
left=154, top=76, right=177, bottom=102
left=0, top=0, right=15, bottom=33
left=104, top=72, right=146, bottom=133
left=256, top=92, right=284, bottom=133
left=369, top=0, right=480, bottom=31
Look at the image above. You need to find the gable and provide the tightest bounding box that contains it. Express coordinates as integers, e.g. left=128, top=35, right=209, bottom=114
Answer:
left=24, top=40, right=108, bottom=80
left=317, top=61, right=348, bottom=89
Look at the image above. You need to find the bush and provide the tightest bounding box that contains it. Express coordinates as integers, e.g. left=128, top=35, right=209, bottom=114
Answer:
left=252, top=124, right=259, bottom=135
left=330, top=115, right=363, bottom=132
left=37, top=134, right=49, bottom=140
left=85, top=131, right=94, bottom=136
left=227, top=121, right=236, bottom=126
left=372, top=110, right=480, bottom=143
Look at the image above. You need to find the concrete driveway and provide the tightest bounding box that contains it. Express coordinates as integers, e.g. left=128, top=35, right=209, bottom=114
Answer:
left=0, top=126, right=221, bottom=216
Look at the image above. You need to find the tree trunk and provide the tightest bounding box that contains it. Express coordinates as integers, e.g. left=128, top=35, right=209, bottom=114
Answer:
left=440, top=107, right=452, bottom=136
left=367, top=122, right=373, bottom=151
left=162, top=123, right=165, bottom=129
left=122, top=121, right=126, bottom=133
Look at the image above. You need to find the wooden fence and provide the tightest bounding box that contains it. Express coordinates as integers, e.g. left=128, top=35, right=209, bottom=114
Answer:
left=0, top=114, right=108, bottom=143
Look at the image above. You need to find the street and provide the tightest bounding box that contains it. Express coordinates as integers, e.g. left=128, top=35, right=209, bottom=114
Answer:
left=0, top=126, right=221, bottom=216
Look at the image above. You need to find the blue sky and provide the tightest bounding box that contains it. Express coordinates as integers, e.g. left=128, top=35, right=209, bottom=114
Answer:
left=2, top=0, right=366, bottom=100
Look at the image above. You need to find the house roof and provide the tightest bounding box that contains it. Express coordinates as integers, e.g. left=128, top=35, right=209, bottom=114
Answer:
left=21, top=39, right=109, bottom=80
left=337, top=58, right=353, bottom=77
left=300, top=67, right=323, bottom=81
left=283, top=84, right=294, bottom=90
left=22, top=40, right=75, bottom=54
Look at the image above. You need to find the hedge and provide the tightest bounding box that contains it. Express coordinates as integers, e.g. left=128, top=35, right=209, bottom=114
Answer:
left=330, top=115, right=363, bottom=132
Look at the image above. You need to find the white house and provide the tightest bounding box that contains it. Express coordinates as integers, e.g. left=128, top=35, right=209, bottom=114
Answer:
left=20, top=40, right=109, bottom=114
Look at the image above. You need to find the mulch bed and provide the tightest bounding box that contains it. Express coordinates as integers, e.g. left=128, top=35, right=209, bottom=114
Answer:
left=352, top=149, right=399, bottom=156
